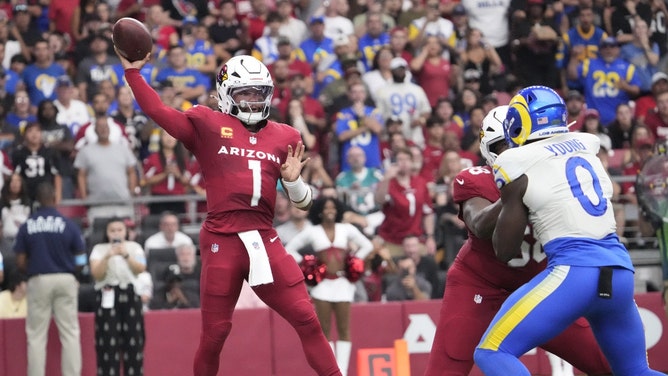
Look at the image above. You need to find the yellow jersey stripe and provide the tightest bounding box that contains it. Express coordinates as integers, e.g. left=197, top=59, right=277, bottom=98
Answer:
left=479, top=265, right=570, bottom=351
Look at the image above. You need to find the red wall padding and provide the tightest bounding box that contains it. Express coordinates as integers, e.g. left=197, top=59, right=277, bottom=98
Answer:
left=1, top=293, right=667, bottom=375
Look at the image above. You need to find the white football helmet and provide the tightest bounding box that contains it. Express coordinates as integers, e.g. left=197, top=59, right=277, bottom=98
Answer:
left=216, top=55, right=274, bottom=125
left=479, top=105, right=509, bottom=166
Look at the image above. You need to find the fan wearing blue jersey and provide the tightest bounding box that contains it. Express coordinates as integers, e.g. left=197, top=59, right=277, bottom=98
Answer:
left=567, top=36, right=640, bottom=126
left=473, top=85, right=664, bottom=376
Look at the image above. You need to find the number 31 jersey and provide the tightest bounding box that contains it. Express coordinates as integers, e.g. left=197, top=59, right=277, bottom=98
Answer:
left=493, top=132, right=633, bottom=270
left=452, top=165, right=544, bottom=292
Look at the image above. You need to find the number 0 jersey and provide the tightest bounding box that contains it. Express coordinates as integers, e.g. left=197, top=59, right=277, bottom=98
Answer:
left=493, top=132, right=633, bottom=270
left=452, top=165, right=544, bottom=291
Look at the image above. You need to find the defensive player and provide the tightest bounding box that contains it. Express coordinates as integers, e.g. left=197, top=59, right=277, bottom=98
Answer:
left=425, top=106, right=610, bottom=375
left=474, top=86, right=664, bottom=376
left=118, top=52, right=341, bottom=376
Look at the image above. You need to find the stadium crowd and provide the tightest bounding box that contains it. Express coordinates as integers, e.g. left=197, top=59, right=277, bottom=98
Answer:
left=0, top=0, right=665, bottom=321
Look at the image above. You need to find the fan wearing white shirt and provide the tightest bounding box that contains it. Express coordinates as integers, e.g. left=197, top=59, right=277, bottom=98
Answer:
left=143, top=212, right=194, bottom=256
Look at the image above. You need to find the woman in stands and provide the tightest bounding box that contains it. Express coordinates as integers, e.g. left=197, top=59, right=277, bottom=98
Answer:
left=89, top=218, right=147, bottom=376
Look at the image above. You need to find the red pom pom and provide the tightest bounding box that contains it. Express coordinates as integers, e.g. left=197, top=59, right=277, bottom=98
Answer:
left=345, top=255, right=365, bottom=283
left=299, top=254, right=326, bottom=286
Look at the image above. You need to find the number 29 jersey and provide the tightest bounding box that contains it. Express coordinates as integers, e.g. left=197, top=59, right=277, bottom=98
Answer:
left=493, top=132, right=633, bottom=270
left=452, top=165, right=544, bottom=292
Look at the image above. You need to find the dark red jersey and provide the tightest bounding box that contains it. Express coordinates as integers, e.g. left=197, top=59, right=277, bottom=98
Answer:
left=452, top=165, right=545, bottom=291
left=126, top=69, right=302, bottom=234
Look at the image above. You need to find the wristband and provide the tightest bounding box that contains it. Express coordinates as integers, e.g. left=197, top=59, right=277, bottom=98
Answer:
left=282, top=176, right=311, bottom=209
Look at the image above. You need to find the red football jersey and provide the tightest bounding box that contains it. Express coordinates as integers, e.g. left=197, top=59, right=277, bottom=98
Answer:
left=452, top=165, right=545, bottom=291
left=377, top=175, right=433, bottom=244
left=126, top=69, right=302, bottom=234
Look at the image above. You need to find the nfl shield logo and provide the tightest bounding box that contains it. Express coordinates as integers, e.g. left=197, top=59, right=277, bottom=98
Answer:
left=249, top=136, right=257, bottom=145
left=252, top=241, right=260, bottom=250
left=211, top=244, right=219, bottom=253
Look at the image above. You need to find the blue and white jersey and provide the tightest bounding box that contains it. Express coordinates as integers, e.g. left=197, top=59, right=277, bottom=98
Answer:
left=493, top=132, right=633, bottom=270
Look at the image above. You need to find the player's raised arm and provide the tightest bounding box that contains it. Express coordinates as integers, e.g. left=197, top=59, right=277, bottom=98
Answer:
left=116, top=48, right=195, bottom=143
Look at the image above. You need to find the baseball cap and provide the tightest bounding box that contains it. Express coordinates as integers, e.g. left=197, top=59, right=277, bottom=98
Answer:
left=452, top=4, right=466, bottom=15
left=651, top=72, right=668, bottom=85
left=56, top=75, right=72, bottom=87
left=600, top=36, right=618, bottom=47
left=584, top=108, right=599, bottom=119
left=309, top=15, right=325, bottom=24
left=389, top=57, right=408, bottom=70
left=597, top=134, right=613, bottom=156
left=566, top=90, right=583, bottom=101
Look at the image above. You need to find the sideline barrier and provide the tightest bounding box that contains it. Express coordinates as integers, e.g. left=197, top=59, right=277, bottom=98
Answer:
left=1, top=293, right=666, bottom=375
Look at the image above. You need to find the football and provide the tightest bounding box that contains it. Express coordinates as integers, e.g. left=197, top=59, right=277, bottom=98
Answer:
left=112, top=17, right=152, bottom=62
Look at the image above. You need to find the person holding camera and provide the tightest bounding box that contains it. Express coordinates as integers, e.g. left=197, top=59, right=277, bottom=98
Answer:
left=385, top=255, right=432, bottom=301
left=89, top=217, right=147, bottom=376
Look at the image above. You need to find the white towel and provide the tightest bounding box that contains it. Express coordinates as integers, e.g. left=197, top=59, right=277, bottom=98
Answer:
left=238, top=230, right=274, bottom=286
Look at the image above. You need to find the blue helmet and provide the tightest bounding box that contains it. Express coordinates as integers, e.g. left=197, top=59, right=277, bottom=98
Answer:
left=504, top=85, right=568, bottom=147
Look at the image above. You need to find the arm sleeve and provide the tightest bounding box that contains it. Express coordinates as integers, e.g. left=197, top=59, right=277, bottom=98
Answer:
left=125, top=69, right=197, bottom=146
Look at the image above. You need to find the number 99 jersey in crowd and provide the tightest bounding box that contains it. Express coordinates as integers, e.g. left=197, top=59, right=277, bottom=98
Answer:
left=452, top=165, right=544, bottom=291
left=493, top=132, right=633, bottom=270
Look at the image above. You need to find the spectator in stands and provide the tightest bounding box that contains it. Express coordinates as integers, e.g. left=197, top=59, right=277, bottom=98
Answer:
left=208, top=0, right=244, bottom=63
left=411, top=35, right=458, bottom=107
left=434, top=150, right=467, bottom=267
left=580, top=108, right=613, bottom=151
left=285, top=97, right=317, bottom=150
left=557, top=6, right=607, bottom=92
left=460, top=0, right=512, bottom=68
left=143, top=211, right=194, bottom=255
left=335, top=82, right=383, bottom=172
left=74, top=117, right=137, bottom=225
left=74, top=92, right=129, bottom=151
left=420, top=117, right=446, bottom=184
left=12, top=4, right=41, bottom=48
left=389, top=26, right=413, bottom=64
left=6, top=89, right=35, bottom=134
left=608, top=0, right=652, bottom=45
left=301, top=154, right=334, bottom=192
left=70, top=0, right=96, bottom=42
left=451, top=4, right=470, bottom=55
left=22, top=39, right=65, bottom=106
left=150, top=243, right=201, bottom=309
left=0, top=271, right=27, bottom=318
left=643, top=89, right=668, bottom=141
left=361, top=47, right=393, bottom=104
left=0, top=174, right=30, bottom=242
left=286, top=196, right=373, bottom=376
left=400, top=234, right=441, bottom=298
left=375, top=57, right=431, bottom=148
left=278, top=71, right=326, bottom=146
left=619, top=17, right=659, bottom=94
left=568, top=36, right=641, bottom=126
left=75, top=32, right=120, bottom=102
left=608, top=102, right=639, bottom=149
left=251, top=11, right=283, bottom=66
left=375, top=148, right=436, bottom=257
left=295, top=16, right=334, bottom=69
left=37, top=99, right=76, bottom=198
left=385, top=255, right=432, bottom=301
left=144, top=5, right=180, bottom=51
left=408, top=0, right=454, bottom=49
left=15, top=182, right=86, bottom=376
left=12, top=122, right=62, bottom=204
left=357, top=11, right=390, bottom=72
left=89, top=217, right=147, bottom=376
left=432, top=98, right=463, bottom=140
left=460, top=106, right=485, bottom=157
left=635, top=71, right=668, bottom=124
left=155, top=45, right=209, bottom=103
left=111, top=86, right=149, bottom=158
left=142, top=129, right=191, bottom=215
left=181, top=24, right=217, bottom=76
left=460, top=28, right=503, bottom=96
left=276, top=0, right=308, bottom=48
left=510, top=0, right=559, bottom=89
left=336, top=145, right=384, bottom=216
left=565, top=89, right=586, bottom=131
left=452, top=87, right=480, bottom=132
left=322, top=0, right=354, bottom=40
left=276, top=203, right=313, bottom=245
left=54, top=75, right=91, bottom=138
